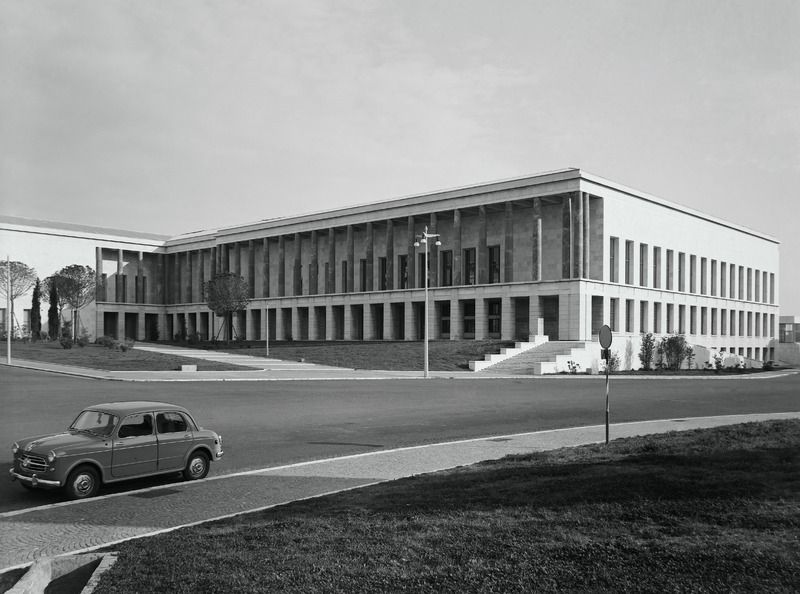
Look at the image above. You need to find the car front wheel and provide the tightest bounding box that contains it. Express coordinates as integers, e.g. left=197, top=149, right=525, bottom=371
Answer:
left=183, top=451, right=210, bottom=481
left=65, top=465, right=100, bottom=499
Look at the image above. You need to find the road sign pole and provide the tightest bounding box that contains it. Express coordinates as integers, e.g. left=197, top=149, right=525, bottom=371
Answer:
left=599, top=325, right=613, bottom=446
left=605, top=360, right=610, bottom=445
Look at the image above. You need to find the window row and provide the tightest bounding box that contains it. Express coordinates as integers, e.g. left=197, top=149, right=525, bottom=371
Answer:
left=608, top=238, right=775, bottom=304
left=608, top=299, right=776, bottom=339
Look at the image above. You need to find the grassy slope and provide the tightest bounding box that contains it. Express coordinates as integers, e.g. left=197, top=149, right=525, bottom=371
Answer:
left=97, top=420, right=800, bottom=593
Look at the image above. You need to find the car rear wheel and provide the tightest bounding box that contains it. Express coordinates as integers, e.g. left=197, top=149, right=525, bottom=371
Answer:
left=65, top=465, right=100, bottom=499
left=183, top=451, right=210, bottom=481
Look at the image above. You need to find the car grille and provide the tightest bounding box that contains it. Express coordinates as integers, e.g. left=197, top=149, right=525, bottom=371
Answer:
left=19, top=453, right=48, bottom=472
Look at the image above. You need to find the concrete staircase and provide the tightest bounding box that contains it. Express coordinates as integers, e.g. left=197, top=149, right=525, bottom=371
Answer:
left=469, top=336, right=549, bottom=371
left=473, top=340, right=598, bottom=375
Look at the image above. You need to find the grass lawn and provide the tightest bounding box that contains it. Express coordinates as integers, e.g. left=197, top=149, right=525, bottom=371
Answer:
left=96, top=420, right=800, bottom=593
left=191, top=339, right=515, bottom=371
left=6, top=341, right=247, bottom=371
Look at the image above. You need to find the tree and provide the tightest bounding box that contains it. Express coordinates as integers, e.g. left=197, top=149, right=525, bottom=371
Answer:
left=638, top=332, right=656, bottom=370
left=30, top=279, right=42, bottom=340
left=204, top=273, right=250, bottom=342
left=43, top=265, right=96, bottom=340
left=47, top=282, right=59, bottom=338
left=0, top=260, right=38, bottom=337
left=659, top=334, right=692, bottom=370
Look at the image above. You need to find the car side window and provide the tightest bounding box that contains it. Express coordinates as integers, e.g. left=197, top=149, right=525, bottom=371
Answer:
left=118, top=414, right=154, bottom=438
left=156, top=412, right=189, bottom=434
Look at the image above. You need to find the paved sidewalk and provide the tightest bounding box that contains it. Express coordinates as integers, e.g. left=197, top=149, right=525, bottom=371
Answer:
left=2, top=411, right=798, bottom=572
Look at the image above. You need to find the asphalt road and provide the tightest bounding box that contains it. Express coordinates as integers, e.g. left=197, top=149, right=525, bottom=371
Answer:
left=2, top=366, right=798, bottom=512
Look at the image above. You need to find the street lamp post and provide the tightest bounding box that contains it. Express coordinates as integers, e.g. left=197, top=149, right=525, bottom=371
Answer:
left=414, top=226, right=441, bottom=378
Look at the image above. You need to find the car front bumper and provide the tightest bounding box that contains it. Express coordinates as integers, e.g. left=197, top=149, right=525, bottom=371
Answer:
left=9, top=468, right=62, bottom=488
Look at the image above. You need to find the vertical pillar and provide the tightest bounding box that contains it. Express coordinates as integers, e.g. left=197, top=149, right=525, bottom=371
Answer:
left=453, top=209, right=462, bottom=286
left=293, top=233, right=302, bottom=296
left=262, top=238, right=270, bottom=298
left=274, top=307, right=285, bottom=341
left=346, top=225, right=354, bottom=293
left=474, top=298, right=487, bottom=340
left=365, top=222, right=374, bottom=292
left=248, top=240, right=256, bottom=298
left=583, top=193, right=591, bottom=279
left=532, top=198, right=542, bottom=282
left=327, top=228, right=336, bottom=293
left=343, top=303, right=353, bottom=340
left=404, top=300, right=416, bottom=341
left=562, top=196, right=573, bottom=279
left=117, top=312, right=125, bottom=341
left=186, top=251, right=192, bottom=303
left=383, top=302, right=394, bottom=340
left=407, top=216, right=416, bottom=289
left=501, top=296, right=514, bottom=340
left=529, top=296, right=544, bottom=338
left=504, top=203, right=513, bottom=283
left=158, top=253, right=166, bottom=305
left=325, top=304, right=335, bottom=340
left=137, top=252, right=145, bottom=304
left=136, top=313, right=145, bottom=341
left=385, top=221, right=394, bottom=290
left=363, top=303, right=375, bottom=340
left=116, top=250, right=124, bottom=303
left=291, top=306, right=301, bottom=341
left=198, top=250, right=206, bottom=303
left=308, top=306, right=318, bottom=340
left=575, top=192, right=584, bottom=278
left=477, top=206, right=487, bottom=284
left=310, top=231, right=318, bottom=295
left=278, top=236, right=286, bottom=296
left=450, top=298, right=463, bottom=340
left=430, top=299, right=441, bottom=340
left=429, top=213, right=438, bottom=288
left=95, top=247, right=105, bottom=302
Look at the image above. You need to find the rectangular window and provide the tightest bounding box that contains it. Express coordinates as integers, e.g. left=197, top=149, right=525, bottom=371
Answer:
left=378, top=257, right=387, bottom=290
left=678, top=252, right=686, bottom=292
left=440, top=251, right=453, bottom=287
left=666, top=249, right=674, bottom=290
left=721, top=309, right=727, bottom=336
left=738, top=310, right=744, bottom=336
left=762, top=313, right=768, bottom=337
left=730, top=263, right=736, bottom=298
left=710, top=260, right=717, bottom=296
left=463, top=248, right=476, bottom=285
left=701, top=307, right=707, bottom=335
left=700, top=257, right=707, bottom=295
left=738, top=266, right=744, bottom=300
left=653, top=247, right=661, bottom=288
left=747, top=311, right=753, bottom=336
left=625, top=241, right=634, bottom=284
left=440, top=302, right=451, bottom=335
left=610, top=298, right=619, bottom=332
left=488, top=245, right=501, bottom=284
left=720, top=262, right=727, bottom=298
left=679, top=305, right=686, bottom=334
left=690, top=255, right=696, bottom=293
left=487, top=300, right=501, bottom=334
left=625, top=299, right=634, bottom=333
left=754, top=269, right=760, bottom=302
left=770, top=314, right=775, bottom=338
left=653, top=302, right=662, bottom=334
left=341, top=261, right=348, bottom=293
left=463, top=301, right=475, bottom=334
left=359, top=259, right=367, bottom=292
left=690, top=306, right=697, bottom=335
left=755, top=312, right=761, bottom=337
left=762, top=271, right=768, bottom=303
left=609, top=237, right=619, bottom=283
left=747, top=268, right=753, bottom=300
left=398, top=255, right=408, bottom=289
left=640, top=301, right=649, bottom=334
left=666, top=303, right=674, bottom=333
left=770, top=273, right=775, bottom=304
left=639, top=243, right=649, bottom=287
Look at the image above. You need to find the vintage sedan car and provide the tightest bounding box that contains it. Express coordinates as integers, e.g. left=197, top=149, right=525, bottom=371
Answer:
left=10, top=401, right=224, bottom=499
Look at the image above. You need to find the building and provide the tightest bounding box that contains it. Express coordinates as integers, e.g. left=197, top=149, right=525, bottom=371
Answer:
left=2, top=169, right=781, bottom=367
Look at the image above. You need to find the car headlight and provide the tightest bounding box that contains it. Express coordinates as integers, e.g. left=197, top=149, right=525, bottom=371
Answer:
left=47, top=450, right=57, bottom=464
left=12, top=442, right=19, bottom=455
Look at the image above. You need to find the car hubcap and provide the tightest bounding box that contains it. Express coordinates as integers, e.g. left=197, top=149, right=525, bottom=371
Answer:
left=190, top=458, right=205, bottom=478
left=75, top=474, right=94, bottom=496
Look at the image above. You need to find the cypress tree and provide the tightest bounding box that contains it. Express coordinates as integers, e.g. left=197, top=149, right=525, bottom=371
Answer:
left=47, top=283, right=59, bottom=339
left=30, top=278, right=42, bottom=340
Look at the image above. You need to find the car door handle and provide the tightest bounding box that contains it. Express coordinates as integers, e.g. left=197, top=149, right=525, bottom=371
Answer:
left=184, top=434, right=192, bottom=438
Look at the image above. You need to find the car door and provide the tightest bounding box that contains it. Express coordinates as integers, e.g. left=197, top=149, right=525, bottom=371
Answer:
left=111, top=413, right=158, bottom=478
left=156, top=411, right=194, bottom=471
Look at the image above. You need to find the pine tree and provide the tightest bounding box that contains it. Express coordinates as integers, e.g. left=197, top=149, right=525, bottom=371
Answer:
left=47, top=283, right=59, bottom=339
left=30, top=278, right=42, bottom=340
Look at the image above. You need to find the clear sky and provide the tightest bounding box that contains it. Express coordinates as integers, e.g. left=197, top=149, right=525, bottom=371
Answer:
left=1, top=1, right=798, bottom=311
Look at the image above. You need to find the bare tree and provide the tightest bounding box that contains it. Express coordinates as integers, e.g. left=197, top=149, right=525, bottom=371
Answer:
left=0, top=260, right=37, bottom=336
left=204, top=273, right=250, bottom=342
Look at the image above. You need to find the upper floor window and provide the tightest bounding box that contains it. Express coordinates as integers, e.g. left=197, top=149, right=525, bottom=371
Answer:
left=488, top=245, right=501, bottom=283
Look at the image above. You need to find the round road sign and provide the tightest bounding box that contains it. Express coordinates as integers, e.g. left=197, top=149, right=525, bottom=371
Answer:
left=599, top=324, right=613, bottom=348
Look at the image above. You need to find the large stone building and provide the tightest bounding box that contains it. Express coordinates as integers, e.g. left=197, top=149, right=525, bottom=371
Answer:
left=2, top=169, right=781, bottom=366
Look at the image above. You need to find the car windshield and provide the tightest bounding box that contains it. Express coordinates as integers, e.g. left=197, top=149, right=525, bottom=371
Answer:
left=70, top=410, right=118, bottom=436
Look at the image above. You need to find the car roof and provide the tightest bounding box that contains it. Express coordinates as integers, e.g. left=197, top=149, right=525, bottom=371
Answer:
left=83, top=401, right=189, bottom=415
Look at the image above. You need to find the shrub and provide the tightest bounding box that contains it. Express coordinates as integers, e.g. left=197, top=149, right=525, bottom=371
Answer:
left=96, top=335, right=115, bottom=348
left=638, top=332, right=656, bottom=370
left=659, top=334, right=692, bottom=370
left=77, top=331, right=90, bottom=347
left=607, top=351, right=621, bottom=372
left=59, top=336, right=73, bottom=349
